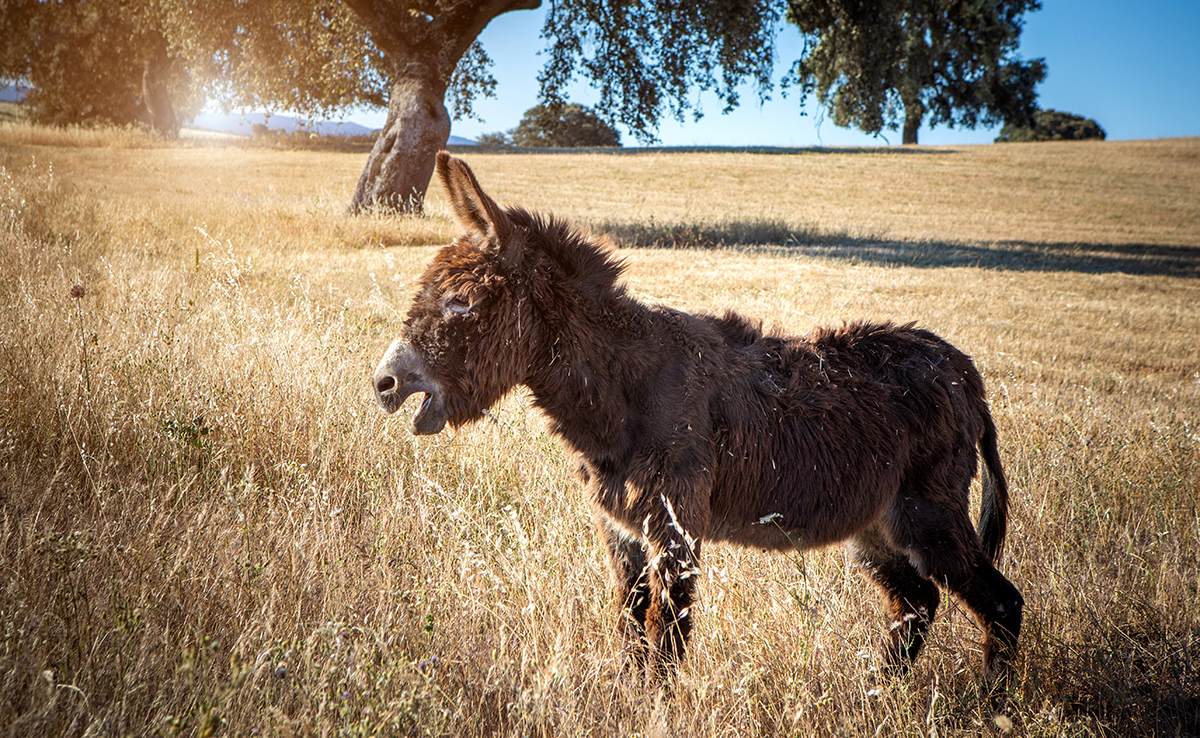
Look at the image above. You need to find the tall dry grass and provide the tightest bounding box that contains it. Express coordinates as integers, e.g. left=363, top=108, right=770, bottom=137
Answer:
left=1, top=127, right=1198, bottom=736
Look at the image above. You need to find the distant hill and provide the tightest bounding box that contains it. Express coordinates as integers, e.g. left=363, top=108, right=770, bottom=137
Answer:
left=191, top=111, right=374, bottom=138
left=0, top=90, right=476, bottom=144
left=190, top=110, right=475, bottom=144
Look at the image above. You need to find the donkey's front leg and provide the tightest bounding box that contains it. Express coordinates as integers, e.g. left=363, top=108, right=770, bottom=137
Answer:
left=640, top=493, right=706, bottom=668
left=597, top=516, right=651, bottom=645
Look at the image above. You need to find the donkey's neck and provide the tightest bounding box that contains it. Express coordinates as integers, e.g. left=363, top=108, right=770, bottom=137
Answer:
left=524, top=290, right=658, bottom=460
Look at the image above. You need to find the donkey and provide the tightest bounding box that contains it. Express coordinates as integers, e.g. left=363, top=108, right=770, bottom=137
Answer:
left=374, top=152, right=1023, bottom=701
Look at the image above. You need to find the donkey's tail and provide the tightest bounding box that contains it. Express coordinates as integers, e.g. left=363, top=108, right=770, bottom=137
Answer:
left=977, top=409, right=1010, bottom=566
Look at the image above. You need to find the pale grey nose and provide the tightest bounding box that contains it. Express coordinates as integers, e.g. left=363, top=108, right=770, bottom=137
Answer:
left=373, top=341, right=437, bottom=415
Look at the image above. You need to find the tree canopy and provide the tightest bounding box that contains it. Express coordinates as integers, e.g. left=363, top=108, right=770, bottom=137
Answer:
left=784, top=0, right=1045, bottom=144
left=166, top=2, right=389, bottom=120
left=995, top=109, right=1105, bottom=143
left=538, top=0, right=779, bottom=143
left=0, top=1, right=497, bottom=136
left=483, top=104, right=622, bottom=147
left=0, top=0, right=202, bottom=134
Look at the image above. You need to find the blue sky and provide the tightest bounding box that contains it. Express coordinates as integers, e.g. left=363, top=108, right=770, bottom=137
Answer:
left=354, top=0, right=1200, bottom=146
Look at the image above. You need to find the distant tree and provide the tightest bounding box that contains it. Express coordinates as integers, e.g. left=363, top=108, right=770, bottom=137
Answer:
left=0, top=0, right=201, bottom=135
left=784, top=0, right=1046, bottom=144
left=509, top=104, right=621, bottom=147
left=995, top=109, right=1106, bottom=142
left=475, top=131, right=512, bottom=147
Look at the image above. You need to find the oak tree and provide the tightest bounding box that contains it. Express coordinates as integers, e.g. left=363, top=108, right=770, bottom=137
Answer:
left=784, top=0, right=1046, bottom=144
left=0, top=0, right=200, bottom=136
left=508, top=104, right=621, bottom=147
left=995, top=109, right=1105, bottom=142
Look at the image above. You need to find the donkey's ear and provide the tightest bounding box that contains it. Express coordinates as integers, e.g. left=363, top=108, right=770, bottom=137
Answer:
left=435, top=152, right=513, bottom=246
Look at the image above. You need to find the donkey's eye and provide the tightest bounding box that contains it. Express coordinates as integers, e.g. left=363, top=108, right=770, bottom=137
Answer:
left=444, top=296, right=474, bottom=317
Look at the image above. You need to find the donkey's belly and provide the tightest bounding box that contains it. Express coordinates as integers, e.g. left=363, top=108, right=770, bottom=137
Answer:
left=706, top=477, right=894, bottom=551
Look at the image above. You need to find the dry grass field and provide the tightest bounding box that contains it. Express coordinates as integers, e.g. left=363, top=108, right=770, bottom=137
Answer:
left=1, top=123, right=1198, bottom=737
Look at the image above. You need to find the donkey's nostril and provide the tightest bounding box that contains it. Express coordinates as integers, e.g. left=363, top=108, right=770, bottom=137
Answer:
left=376, top=375, right=397, bottom=395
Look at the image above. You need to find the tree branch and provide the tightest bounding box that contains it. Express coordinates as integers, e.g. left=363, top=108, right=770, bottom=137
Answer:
left=345, top=0, right=539, bottom=87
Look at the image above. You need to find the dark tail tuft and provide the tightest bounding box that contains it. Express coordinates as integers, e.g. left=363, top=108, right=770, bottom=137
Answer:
left=977, top=410, right=1010, bottom=565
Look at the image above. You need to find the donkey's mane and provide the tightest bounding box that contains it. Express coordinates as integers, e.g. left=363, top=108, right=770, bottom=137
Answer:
left=506, top=207, right=627, bottom=296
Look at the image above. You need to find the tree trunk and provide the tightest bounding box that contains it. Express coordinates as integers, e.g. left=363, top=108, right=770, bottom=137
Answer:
left=902, top=101, right=922, bottom=145
left=342, top=0, right=540, bottom=215
left=349, top=75, right=451, bottom=214
left=142, top=37, right=179, bottom=139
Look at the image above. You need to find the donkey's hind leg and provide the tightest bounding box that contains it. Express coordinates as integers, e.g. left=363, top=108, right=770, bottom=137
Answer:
left=851, top=525, right=941, bottom=672
left=883, top=490, right=1023, bottom=706
left=943, top=559, right=1024, bottom=706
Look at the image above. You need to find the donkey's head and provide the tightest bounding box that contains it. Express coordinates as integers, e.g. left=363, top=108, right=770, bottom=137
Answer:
left=373, top=153, right=535, bottom=434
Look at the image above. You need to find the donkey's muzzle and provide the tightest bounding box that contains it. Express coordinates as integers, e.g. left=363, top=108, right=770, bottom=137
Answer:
left=373, top=340, right=447, bottom=435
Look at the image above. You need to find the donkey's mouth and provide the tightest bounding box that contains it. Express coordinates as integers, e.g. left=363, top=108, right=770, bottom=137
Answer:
left=411, top=391, right=447, bottom=435
left=374, top=383, right=445, bottom=435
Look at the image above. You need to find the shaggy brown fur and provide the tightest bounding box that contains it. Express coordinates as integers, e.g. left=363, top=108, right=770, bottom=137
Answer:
left=373, top=153, right=1023, bottom=704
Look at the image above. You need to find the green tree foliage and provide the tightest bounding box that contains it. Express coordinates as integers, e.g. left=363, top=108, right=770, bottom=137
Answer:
left=508, top=104, right=621, bottom=147
left=165, top=1, right=505, bottom=124
left=995, top=109, right=1106, bottom=142
left=164, top=1, right=392, bottom=122
left=784, top=0, right=1046, bottom=144
left=538, top=0, right=779, bottom=143
left=475, top=131, right=512, bottom=147
left=0, top=0, right=202, bottom=135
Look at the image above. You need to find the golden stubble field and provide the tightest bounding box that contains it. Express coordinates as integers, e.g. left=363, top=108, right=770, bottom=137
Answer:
left=1, top=125, right=1198, bottom=737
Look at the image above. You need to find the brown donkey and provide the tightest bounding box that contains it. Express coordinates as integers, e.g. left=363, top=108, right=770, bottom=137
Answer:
left=374, top=153, right=1023, bottom=703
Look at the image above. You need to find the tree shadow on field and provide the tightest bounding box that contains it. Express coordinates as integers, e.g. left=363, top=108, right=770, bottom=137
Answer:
left=593, top=219, right=1200, bottom=278
left=451, top=143, right=948, bottom=156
